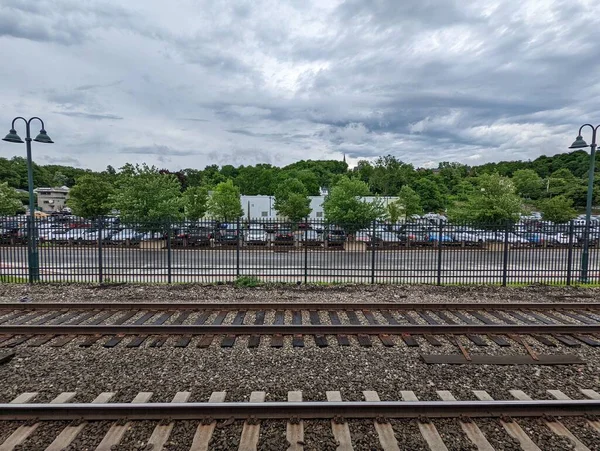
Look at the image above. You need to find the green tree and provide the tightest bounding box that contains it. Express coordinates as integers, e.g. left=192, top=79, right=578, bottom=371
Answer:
left=68, top=174, right=115, bottom=219
left=207, top=179, right=243, bottom=222
left=0, top=182, right=22, bottom=215
left=112, top=164, right=183, bottom=225
left=322, top=177, right=384, bottom=235
left=411, top=177, right=446, bottom=212
left=397, top=185, right=422, bottom=221
left=182, top=186, right=209, bottom=220
left=538, top=196, right=577, bottom=224
left=449, top=173, right=523, bottom=224
left=512, top=169, right=544, bottom=200
left=274, top=178, right=312, bottom=223
left=385, top=201, right=402, bottom=224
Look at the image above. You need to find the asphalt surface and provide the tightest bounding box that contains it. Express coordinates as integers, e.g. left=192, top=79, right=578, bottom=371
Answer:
left=1, top=244, right=599, bottom=284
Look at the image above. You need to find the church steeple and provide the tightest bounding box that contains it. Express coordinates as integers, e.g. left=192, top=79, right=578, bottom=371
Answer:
left=343, top=153, right=346, bottom=164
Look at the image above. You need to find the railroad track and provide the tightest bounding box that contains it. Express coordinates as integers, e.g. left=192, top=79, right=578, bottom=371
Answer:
left=1, top=388, right=599, bottom=450
left=1, top=302, right=600, bottom=356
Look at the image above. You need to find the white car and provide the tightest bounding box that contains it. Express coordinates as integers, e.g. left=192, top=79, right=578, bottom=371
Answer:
left=111, top=229, right=143, bottom=242
left=245, top=229, right=268, bottom=244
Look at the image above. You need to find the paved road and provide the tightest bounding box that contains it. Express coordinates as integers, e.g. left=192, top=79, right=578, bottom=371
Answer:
left=1, top=245, right=599, bottom=284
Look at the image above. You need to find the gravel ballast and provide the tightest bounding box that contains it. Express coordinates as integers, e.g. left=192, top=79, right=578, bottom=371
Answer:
left=0, top=284, right=599, bottom=449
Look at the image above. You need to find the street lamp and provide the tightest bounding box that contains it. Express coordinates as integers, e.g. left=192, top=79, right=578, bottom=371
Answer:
left=2, top=117, right=54, bottom=283
left=568, top=124, right=599, bottom=283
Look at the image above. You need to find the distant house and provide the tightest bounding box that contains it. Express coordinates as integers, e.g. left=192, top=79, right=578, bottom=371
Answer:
left=34, top=186, right=70, bottom=213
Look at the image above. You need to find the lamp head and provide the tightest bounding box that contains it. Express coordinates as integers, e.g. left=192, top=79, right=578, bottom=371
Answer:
left=569, top=135, right=589, bottom=149
left=33, top=129, right=53, bottom=144
left=2, top=129, right=24, bottom=143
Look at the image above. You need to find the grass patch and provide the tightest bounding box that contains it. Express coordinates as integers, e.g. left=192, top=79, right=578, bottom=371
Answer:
left=0, top=275, right=29, bottom=283
left=234, top=276, right=263, bottom=288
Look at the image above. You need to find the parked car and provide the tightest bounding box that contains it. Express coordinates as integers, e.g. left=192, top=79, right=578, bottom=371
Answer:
left=245, top=228, right=268, bottom=245
left=324, top=228, right=346, bottom=245
left=264, top=222, right=278, bottom=233
left=274, top=228, right=294, bottom=244
left=175, top=226, right=212, bottom=246
left=426, top=232, right=453, bottom=243
left=111, top=229, right=144, bottom=243
left=300, top=230, right=323, bottom=246
left=355, top=230, right=373, bottom=243
left=219, top=223, right=241, bottom=244
left=522, top=233, right=546, bottom=245
left=374, top=231, right=402, bottom=246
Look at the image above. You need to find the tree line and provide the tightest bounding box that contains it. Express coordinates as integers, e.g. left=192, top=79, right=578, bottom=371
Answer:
left=0, top=150, right=598, bottom=225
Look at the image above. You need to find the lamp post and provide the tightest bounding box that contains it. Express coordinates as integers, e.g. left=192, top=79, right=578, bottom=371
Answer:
left=2, top=117, right=54, bottom=283
left=568, top=124, right=599, bottom=283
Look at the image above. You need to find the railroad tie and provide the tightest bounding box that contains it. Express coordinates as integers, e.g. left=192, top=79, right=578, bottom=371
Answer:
left=548, top=390, right=600, bottom=434
left=362, top=391, right=399, bottom=451
left=326, top=391, right=354, bottom=451
left=189, top=391, right=227, bottom=451
left=45, top=392, right=115, bottom=451
left=436, top=391, right=494, bottom=451
left=400, top=391, right=448, bottom=451
left=146, top=391, right=191, bottom=450
left=95, top=391, right=153, bottom=451
left=0, top=392, right=75, bottom=451
left=508, top=390, right=590, bottom=451
left=248, top=311, right=265, bottom=348
left=473, top=390, right=541, bottom=451
left=286, top=391, right=304, bottom=451
left=238, top=391, right=266, bottom=451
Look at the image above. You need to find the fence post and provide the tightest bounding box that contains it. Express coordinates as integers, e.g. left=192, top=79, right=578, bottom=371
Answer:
left=236, top=216, right=241, bottom=278
left=371, top=220, right=376, bottom=284
left=166, top=221, right=172, bottom=284
left=502, top=221, right=509, bottom=287
left=566, top=220, right=574, bottom=286
left=304, top=217, right=308, bottom=285
left=436, top=221, right=443, bottom=286
left=98, top=218, right=103, bottom=284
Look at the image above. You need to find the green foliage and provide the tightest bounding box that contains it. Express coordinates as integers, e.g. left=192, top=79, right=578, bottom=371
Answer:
left=323, top=177, right=384, bottom=234
left=274, top=178, right=312, bottom=223
left=385, top=201, right=402, bottom=223
left=369, top=156, right=414, bottom=195
left=397, top=185, right=422, bottom=220
left=0, top=182, right=22, bottom=215
left=207, top=179, right=243, bottom=221
left=449, top=173, right=523, bottom=224
left=68, top=174, right=115, bottom=219
left=411, top=178, right=446, bottom=212
left=112, top=164, right=183, bottom=225
left=538, top=195, right=577, bottom=224
left=512, top=169, right=544, bottom=200
left=234, top=275, right=262, bottom=287
left=182, top=186, right=209, bottom=220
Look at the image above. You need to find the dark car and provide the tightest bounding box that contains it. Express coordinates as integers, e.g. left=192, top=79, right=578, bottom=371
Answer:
left=274, top=228, right=294, bottom=244
left=219, top=223, right=241, bottom=244
left=300, top=229, right=323, bottom=246
left=324, top=228, right=346, bottom=245
left=175, top=226, right=212, bottom=246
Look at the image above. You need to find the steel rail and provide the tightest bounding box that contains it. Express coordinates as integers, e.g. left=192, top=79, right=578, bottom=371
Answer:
left=1, top=302, right=599, bottom=311
left=1, top=399, right=599, bottom=421
left=1, top=324, right=600, bottom=335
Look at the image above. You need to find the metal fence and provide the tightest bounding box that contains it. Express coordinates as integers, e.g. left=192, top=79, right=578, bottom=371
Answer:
left=1, top=217, right=599, bottom=285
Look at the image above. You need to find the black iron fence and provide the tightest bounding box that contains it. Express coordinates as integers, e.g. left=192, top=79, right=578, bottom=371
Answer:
left=0, top=217, right=599, bottom=285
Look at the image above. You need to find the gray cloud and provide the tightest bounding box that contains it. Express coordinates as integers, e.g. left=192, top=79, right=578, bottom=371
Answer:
left=0, top=0, right=599, bottom=171
left=121, top=145, right=200, bottom=157
left=55, top=112, right=123, bottom=120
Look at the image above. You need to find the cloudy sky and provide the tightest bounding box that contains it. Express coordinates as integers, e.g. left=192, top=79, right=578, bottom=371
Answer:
left=0, top=0, right=599, bottom=171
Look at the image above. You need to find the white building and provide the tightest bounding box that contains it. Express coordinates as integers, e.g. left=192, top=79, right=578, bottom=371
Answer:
left=241, top=195, right=399, bottom=220
left=34, top=186, right=70, bottom=213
